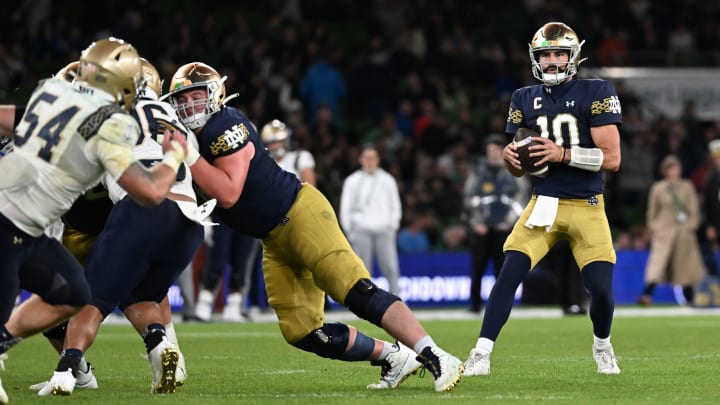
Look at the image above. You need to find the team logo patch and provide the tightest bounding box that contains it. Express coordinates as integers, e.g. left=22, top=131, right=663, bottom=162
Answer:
left=587, top=196, right=599, bottom=206
left=590, top=96, right=622, bottom=115
left=507, top=107, right=523, bottom=124
left=209, top=123, right=250, bottom=155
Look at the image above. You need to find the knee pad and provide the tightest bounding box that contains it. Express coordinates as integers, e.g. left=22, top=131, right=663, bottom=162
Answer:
left=293, top=323, right=350, bottom=360
left=43, top=278, right=91, bottom=308
left=344, top=279, right=400, bottom=327
left=42, top=321, right=68, bottom=340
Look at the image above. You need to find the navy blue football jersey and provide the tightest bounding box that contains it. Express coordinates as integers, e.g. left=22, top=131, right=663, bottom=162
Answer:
left=196, top=107, right=300, bottom=237
left=506, top=79, right=622, bottom=198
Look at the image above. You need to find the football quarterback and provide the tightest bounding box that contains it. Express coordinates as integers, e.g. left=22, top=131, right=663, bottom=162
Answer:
left=464, top=21, right=623, bottom=378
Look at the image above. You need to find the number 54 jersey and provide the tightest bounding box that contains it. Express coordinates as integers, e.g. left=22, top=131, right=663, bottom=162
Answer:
left=505, top=79, right=622, bottom=198
left=0, top=77, right=141, bottom=237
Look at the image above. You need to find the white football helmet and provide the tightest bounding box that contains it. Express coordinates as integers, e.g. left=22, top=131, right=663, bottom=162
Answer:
left=529, top=22, right=587, bottom=86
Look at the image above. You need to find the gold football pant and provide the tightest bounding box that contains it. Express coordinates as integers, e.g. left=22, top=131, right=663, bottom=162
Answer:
left=62, top=226, right=99, bottom=266
left=503, top=195, right=616, bottom=270
left=262, top=183, right=370, bottom=343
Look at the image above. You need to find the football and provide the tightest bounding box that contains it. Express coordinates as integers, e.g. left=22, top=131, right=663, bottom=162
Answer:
left=513, top=127, right=549, bottom=176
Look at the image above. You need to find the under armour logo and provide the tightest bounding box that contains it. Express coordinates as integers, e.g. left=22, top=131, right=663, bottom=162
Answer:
left=13, top=236, right=23, bottom=245
left=566, top=100, right=575, bottom=107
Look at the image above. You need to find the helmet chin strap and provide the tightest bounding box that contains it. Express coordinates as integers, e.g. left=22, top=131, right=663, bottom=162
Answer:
left=184, top=112, right=209, bottom=130
left=542, top=71, right=570, bottom=86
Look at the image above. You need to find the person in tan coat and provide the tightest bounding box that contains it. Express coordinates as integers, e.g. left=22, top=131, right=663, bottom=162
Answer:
left=639, top=155, right=706, bottom=305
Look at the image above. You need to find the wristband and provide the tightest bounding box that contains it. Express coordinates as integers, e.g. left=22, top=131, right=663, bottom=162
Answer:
left=568, top=146, right=604, bottom=172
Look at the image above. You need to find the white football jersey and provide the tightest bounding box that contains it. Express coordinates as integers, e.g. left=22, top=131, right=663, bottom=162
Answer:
left=0, top=78, right=140, bottom=236
left=106, top=96, right=197, bottom=205
left=277, top=149, right=315, bottom=180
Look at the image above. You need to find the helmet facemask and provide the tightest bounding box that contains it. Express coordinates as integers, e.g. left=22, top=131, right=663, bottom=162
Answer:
left=529, top=22, right=587, bottom=86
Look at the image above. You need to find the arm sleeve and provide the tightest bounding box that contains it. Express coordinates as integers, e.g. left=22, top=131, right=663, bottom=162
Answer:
left=88, top=114, right=140, bottom=180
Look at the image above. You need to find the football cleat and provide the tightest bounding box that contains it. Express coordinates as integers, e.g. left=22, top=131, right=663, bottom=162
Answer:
left=37, top=370, right=77, bottom=396
left=222, top=293, right=245, bottom=322
left=175, top=350, right=187, bottom=386
left=416, top=346, right=464, bottom=392
left=593, top=345, right=621, bottom=374
left=149, top=337, right=180, bottom=393
left=463, top=348, right=491, bottom=376
left=195, top=289, right=214, bottom=322
left=30, top=362, right=98, bottom=391
left=0, top=375, right=8, bottom=405
left=0, top=353, right=6, bottom=371
left=367, top=342, right=422, bottom=389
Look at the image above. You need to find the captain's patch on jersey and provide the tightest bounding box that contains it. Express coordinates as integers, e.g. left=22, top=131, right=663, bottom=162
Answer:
left=210, top=123, right=250, bottom=155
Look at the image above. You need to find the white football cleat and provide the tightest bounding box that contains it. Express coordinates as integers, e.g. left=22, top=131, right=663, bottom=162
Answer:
left=195, top=290, right=214, bottom=321
left=30, top=362, right=98, bottom=391
left=175, top=350, right=187, bottom=386
left=222, top=292, right=245, bottom=322
left=593, top=345, right=621, bottom=374
left=0, top=375, right=8, bottom=405
left=416, top=346, right=464, bottom=392
left=149, top=337, right=179, bottom=393
left=463, top=348, right=491, bottom=376
left=367, top=342, right=422, bottom=389
left=0, top=353, right=6, bottom=371
left=37, top=369, right=77, bottom=396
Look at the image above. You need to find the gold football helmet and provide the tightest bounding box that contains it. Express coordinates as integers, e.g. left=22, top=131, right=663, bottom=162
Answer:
left=261, top=119, right=291, bottom=159
left=55, top=61, right=80, bottom=82
left=529, top=22, right=587, bottom=86
left=76, top=37, right=142, bottom=111
left=165, top=62, right=227, bottom=130
left=138, top=58, right=163, bottom=98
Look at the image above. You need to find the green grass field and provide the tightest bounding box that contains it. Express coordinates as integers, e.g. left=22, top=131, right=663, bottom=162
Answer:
left=2, top=310, right=719, bottom=404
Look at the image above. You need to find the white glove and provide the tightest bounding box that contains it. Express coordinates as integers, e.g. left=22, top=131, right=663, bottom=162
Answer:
left=185, top=142, right=201, bottom=166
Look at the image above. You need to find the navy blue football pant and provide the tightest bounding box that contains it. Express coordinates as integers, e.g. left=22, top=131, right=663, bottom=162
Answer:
left=85, top=197, right=203, bottom=317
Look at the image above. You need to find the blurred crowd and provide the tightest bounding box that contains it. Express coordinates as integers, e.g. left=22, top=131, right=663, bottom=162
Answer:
left=3, top=0, right=720, bottom=252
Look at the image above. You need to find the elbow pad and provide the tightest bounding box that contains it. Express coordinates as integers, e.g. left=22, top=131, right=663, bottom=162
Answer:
left=569, top=146, right=603, bottom=172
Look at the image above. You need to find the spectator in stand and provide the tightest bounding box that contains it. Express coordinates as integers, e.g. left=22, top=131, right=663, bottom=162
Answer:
left=397, top=212, right=432, bottom=253
left=299, top=42, right=347, bottom=127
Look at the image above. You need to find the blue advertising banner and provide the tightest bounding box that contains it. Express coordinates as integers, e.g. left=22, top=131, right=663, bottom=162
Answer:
left=163, top=250, right=701, bottom=311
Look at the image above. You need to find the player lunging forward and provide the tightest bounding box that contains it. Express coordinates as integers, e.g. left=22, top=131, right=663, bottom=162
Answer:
left=165, top=62, right=464, bottom=392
